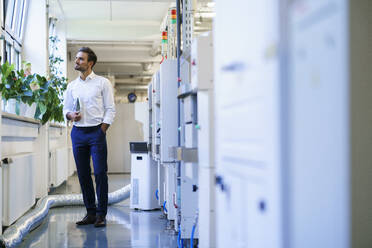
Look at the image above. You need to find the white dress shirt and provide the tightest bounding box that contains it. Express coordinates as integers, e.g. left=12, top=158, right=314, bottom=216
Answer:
left=63, top=72, right=116, bottom=127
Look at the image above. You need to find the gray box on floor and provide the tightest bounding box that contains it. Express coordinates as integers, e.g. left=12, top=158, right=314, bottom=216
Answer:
left=130, top=142, right=158, bottom=210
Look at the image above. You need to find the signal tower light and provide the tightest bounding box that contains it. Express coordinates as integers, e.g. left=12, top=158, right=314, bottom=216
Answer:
left=171, top=9, right=177, bottom=24
left=162, top=31, right=168, bottom=43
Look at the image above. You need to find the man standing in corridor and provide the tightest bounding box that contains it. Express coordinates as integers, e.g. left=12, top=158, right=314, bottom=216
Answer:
left=63, top=47, right=115, bottom=227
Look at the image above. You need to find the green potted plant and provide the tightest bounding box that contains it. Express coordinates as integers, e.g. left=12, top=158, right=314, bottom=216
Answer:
left=0, top=57, right=67, bottom=124
left=0, top=34, right=68, bottom=124
left=0, top=61, right=34, bottom=115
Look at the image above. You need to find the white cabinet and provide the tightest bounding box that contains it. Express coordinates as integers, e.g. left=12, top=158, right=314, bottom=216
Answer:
left=157, top=60, right=178, bottom=219
left=49, top=148, right=68, bottom=188
left=2, top=153, right=36, bottom=226
left=190, top=32, right=214, bottom=91
left=197, top=166, right=214, bottom=247
left=152, top=72, right=161, bottom=161
left=214, top=0, right=282, bottom=247
left=287, top=1, right=349, bottom=247
left=159, top=59, right=178, bottom=163
left=164, top=163, right=177, bottom=221
left=197, top=90, right=215, bottom=248
left=130, top=151, right=158, bottom=210
left=214, top=0, right=351, bottom=247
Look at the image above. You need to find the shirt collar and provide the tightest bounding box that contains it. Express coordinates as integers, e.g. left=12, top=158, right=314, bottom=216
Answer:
left=87, top=71, right=96, bottom=80
left=79, top=71, right=96, bottom=82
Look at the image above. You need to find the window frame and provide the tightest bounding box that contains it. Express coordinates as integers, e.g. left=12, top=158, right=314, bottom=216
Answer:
left=4, top=0, right=28, bottom=45
left=13, top=40, right=20, bottom=69
left=4, top=0, right=16, bottom=32
left=17, top=0, right=27, bottom=39
left=4, top=32, right=13, bottom=64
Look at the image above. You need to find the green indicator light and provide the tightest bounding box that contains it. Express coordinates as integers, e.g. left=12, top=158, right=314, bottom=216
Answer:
left=195, top=124, right=200, bottom=130
left=178, top=126, right=182, bottom=131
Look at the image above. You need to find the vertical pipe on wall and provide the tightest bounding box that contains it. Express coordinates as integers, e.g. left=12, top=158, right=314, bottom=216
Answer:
left=176, top=0, right=182, bottom=232
left=176, top=0, right=181, bottom=142
left=279, top=0, right=289, bottom=247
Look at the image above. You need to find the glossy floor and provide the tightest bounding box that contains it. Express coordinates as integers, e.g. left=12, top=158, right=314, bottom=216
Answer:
left=18, top=174, right=178, bottom=248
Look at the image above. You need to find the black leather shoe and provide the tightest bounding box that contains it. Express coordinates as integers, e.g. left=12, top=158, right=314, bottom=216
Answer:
left=76, top=214, right=96, bottom=225
left=94, top=216, right=106, bottom=228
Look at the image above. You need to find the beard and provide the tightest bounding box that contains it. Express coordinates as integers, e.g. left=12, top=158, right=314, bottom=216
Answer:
left=74, top=64, right=87, bottom=72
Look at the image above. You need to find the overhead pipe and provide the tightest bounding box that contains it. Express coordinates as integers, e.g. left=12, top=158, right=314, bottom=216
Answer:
left=0, top=184, right=131, bottom=248
left=99, top=72, right=154, bottom=77
left=67, top=40, right=155, bottom=46
left=115, top=78, right=151, bottom=84
left=116, top=85, right=149, bottom=90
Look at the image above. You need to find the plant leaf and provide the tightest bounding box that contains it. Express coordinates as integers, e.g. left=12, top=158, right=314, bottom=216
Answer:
left=39, top=103, right=47, bottom=115
left=34, top=104, right=41, bottom=119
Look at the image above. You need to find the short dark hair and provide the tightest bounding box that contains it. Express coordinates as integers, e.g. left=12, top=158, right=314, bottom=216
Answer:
left=78, top=47, right=97, bottom=68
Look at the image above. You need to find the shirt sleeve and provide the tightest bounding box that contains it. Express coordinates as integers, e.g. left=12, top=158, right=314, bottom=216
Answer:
left=102, top=78, right=116, bottom=124
left=63, top=83, right=74, bottom=121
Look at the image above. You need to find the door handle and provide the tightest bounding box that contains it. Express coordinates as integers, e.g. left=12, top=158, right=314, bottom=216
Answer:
left=2, top=157, right=13, bottom=165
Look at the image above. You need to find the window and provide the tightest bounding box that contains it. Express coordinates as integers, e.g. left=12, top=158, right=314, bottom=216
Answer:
left=3, top=0, right=29, bottom=65
left=4, top=0, right=28, bottom=42
left=2, top=0, right=29, bottom=114
left=5, top=0, right=16, bottom=31
left=5, top=41, right=12, bottom=63
left=17, top=0, right=27, bottom=39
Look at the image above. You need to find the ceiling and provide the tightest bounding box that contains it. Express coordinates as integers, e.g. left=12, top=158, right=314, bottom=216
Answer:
left=51, top=0, right=173, bottom=41
left=48, top=0, right=213, bottom=100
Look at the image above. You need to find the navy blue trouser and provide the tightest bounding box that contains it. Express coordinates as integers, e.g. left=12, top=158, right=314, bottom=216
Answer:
left=71, top=124, right=108, bottom=217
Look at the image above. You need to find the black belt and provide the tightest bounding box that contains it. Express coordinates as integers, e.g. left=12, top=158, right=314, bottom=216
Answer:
left=73, top=124, right=102, bottom=130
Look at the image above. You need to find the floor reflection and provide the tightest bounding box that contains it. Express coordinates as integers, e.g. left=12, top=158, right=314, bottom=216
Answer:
left=18, top=174, right=177, bottom=248
left=20, top=205, right=177, bottom=248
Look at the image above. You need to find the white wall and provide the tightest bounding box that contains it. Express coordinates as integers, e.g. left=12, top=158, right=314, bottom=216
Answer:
left=107, top=102, right=148, bottom=173
left=20, top=0, right=48, bottom=199
left=1, top=117, right=38, bottom=225
left=135, top=102, right=149, bottom=142
left=66, top=48, right=79, bottom=82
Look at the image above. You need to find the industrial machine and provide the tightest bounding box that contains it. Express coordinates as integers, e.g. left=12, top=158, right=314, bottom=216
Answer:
left=192, top=32, right=215, bottom=248
left=147, top=1, right=215, bottom=246
left=159, top=59, right=178, bottom=224
left=129, top=142, right=158, bottom=210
